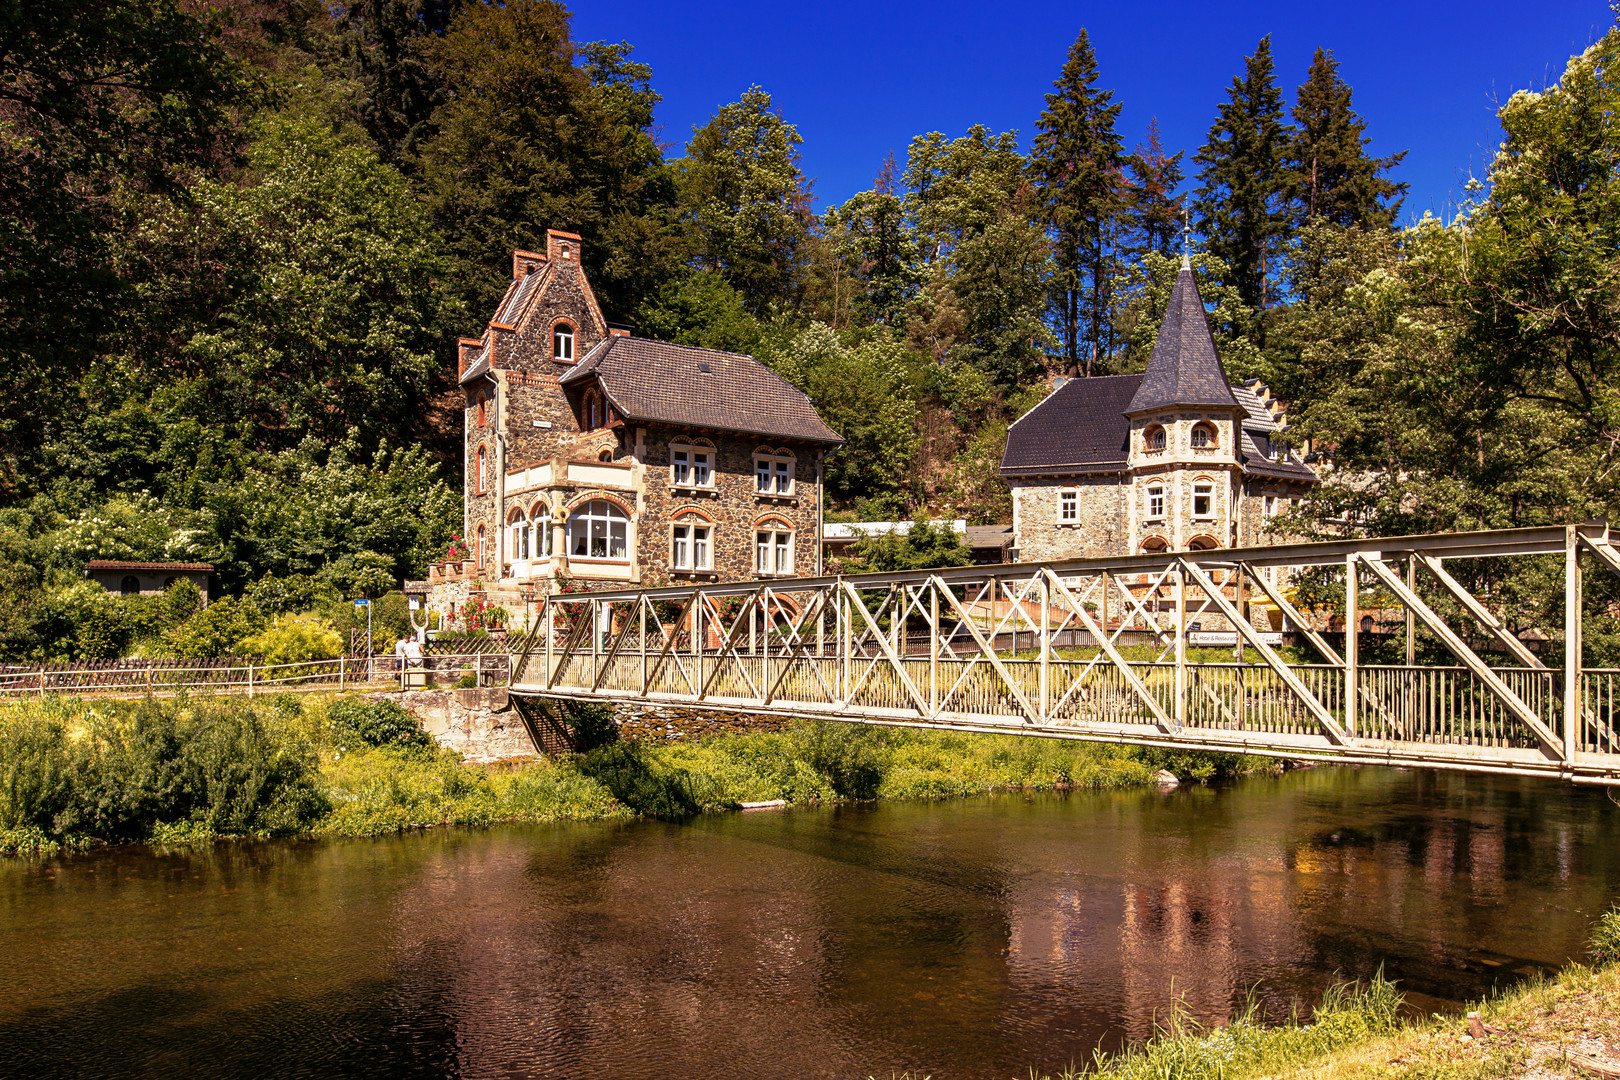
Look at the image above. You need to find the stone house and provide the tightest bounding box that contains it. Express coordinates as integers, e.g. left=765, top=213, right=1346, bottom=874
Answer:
left=85, top=561, right=213, bottom=605
left=431, top=230, right=843, bottom=625
left=1000, top=256, right=1318, bottom=563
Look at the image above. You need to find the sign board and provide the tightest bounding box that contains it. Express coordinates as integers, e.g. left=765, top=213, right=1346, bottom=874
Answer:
left=408, top=596, right=422, bottom=610
left=354, top=599, right=371, bottom=607
left=1189, top=631, right=1283, bottom=646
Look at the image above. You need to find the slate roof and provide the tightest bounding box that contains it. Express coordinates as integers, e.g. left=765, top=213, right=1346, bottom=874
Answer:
left=86, top=561, right=214, bottom=572
left=561, top=337, right=843, bottom=445
left=459, top=344, right=492, bottom=385
left=494, top=265, right=547, bottom=325
left=1232, top=383, right=1279, bottom=432
left=1239, top=430, right=1317, bottom=480
left=1126, top=260, right=1241, bottom=415
left=1000, top=374, right=1143, bottom=477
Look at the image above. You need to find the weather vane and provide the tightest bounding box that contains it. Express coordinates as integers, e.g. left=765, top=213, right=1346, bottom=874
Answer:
left=1181, top=204, right=1192, bottom=261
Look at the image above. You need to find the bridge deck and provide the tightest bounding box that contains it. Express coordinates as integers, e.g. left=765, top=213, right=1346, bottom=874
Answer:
left=510, top=525, right=1620, bottom=784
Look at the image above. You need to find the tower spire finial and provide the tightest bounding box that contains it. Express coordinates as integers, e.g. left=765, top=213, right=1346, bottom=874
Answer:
left=1181, top=204, right=1192, bottom=270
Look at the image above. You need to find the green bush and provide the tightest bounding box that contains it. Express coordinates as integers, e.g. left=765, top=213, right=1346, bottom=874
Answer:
left=579, top=741, right=704, bottom=818
left=0, top=700, right=329, bottom=850
left=326, top=697, right=430, bottom=750
left=163, top=596, right=267, bottom=658
left=237, top=614, right=344, bottom=665
left=454, top=674, right=478, bottom=689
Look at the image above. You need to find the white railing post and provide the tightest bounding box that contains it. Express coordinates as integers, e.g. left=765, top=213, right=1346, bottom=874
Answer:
left=1345, top=553, right=1358, bottom=737
left=248, top=663, right=255, bottom=699
left=1174, top=568, right=1186, bottom=728
left=340, top=655, right=346, bottom=692
left=1566, top=525, right=1582, bottom=761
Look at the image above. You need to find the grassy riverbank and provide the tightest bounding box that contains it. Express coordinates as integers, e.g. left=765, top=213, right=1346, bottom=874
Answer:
left=0, top=693, right=1268, bottom=854
left=1016, top=914, right=1620, bottom=1080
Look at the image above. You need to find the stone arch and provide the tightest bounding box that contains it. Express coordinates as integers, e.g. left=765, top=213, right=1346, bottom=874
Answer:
left=1186, top=534, right=1221, bottom=551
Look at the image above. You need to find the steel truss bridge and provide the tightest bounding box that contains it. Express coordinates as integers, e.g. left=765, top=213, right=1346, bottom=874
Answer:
left=509, top=525, right=1620, bottom=784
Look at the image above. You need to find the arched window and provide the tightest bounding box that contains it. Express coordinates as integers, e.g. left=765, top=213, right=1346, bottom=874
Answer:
left=532, top=504, right=554, bottom=557
left=120, top=575, right=140, bottom=596
left=1187, top=535, right=1220, bottom=551
left=553, top=322, right=574, bottom=362
left=754, top=517, right=795, bottom=576
left=475, top=445, right=487, bottom=493
left=753, top=447, right=796, bottom=495
left=476, top=391, right=486, bottom=427
left=671, top=511, right=713, bottom=572
left=582, top=391, right=603, bottom=430
left=568, top=500, right=629, bottom=561
left=1190, top=422, right=1217, bottom=449
left=509, top=508, right=530, bottom=562
left=1145, top=484, right=1165, bottom=519
left=476, top=524, right=487, bottom=567
left=670, top=438, right=715, bottom=488
left=598, top=448, right=613, bottom=462
left=1144, top=424, right=1167, bottom=452
left=1141, top=536, right=1169, bottom=555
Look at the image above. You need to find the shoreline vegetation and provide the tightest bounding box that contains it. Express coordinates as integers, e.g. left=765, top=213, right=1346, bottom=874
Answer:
left=1013, top=912, right=1620, bottom=1080
left=0, top=692, right=1269, bottom=857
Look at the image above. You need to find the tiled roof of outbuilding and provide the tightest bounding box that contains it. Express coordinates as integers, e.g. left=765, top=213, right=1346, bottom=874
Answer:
left=1000, top=374, right=1142, bottom=477
left=561, top=336, right=843, bottom=445
left=1239, top=431, right=1317, bottom=480
left=1126, top=261, right=1241, bottom=415
left=86, top=561, right=213, bottom=572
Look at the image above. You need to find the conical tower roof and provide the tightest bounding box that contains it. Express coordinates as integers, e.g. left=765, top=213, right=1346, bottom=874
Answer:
left=1125, top=258, right=1240, bottom=414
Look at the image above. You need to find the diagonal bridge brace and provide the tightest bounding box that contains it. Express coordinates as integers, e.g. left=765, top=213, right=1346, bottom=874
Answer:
left=928, top=575, right=1039, bottom=722
left=1178, top=558, right=1349, bottom=745
left=1043, top=569, right=1179, bottom=733
left=1357, top=554, right=1564, bottom=759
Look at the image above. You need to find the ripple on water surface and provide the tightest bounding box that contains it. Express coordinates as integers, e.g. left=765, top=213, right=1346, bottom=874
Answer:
left=1, top=768, right=1616, bottom=1079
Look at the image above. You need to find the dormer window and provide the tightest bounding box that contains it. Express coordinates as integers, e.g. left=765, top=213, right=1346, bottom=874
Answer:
left=553, top=322, right=574, bottom=362
left=1190, top=423, right=1217, bottom=449
left=1145, top=424, right=1167, bottom=451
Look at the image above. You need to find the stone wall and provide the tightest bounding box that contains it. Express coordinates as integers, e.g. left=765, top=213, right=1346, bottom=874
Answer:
left=1013, top=474, right=1129, bottom=561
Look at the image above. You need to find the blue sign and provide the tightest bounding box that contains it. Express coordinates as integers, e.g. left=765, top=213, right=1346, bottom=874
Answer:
left=354, top=599, right=371, bottom=607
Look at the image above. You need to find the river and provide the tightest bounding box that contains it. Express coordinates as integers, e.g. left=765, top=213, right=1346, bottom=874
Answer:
left=2, top=766, right=1617, bottom=1079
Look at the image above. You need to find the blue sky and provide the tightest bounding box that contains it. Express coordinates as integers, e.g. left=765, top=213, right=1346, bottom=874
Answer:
left=573, top=0, right=1610, bottom=225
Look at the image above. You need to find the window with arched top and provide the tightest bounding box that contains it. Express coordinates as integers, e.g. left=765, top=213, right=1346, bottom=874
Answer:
left=754, top=518, right=795, bottom=576
left=476, top=391, right=486, bottom=427
left=753, top=447, right=795, bottom=495
left=532, top=504, right=554, bottom=557
left=1190, top=422, right=1217, bottom=449
left=671, top=511, right=713, bottom=572
left=1144, top=424, right=1167, bottom=452
left=553, top=322, right=574, bottom=362
left=581, top=390, right=605, bottom=430
left=670, top=438, right=715, bottom=488
left=1141, top=536, right=1169, bottom=554
left=475, top=445, right=487, bottom=493
left=120, top=575, right=141, bottom=596
left=598, top=449, right=613, bottom=462
left=476, top=523, right=487, bottom=567
left=508, top=507, right=530, bottom=562
left=568, top=500, right=629, bottom=561
left=1187, top=534, right=1220, bottom=551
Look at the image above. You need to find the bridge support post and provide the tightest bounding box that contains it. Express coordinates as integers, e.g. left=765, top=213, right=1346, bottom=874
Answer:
left=1175, top=568, right=1186, bottom=729
left=1567, top=526, right=1582, bottom=762
left=1346, top=553, right=1358, bottom=737
left=930, top=585, right=939, bottom=713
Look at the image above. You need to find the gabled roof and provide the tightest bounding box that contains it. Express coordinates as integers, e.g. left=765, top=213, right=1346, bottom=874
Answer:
left=493, top=264, right=549, bottom=325
left=459, top=344, right=492, bottom=385
left=1000, top=374, right=1142, bottom=476
left=560, top=336, right=843, bottom=446
left=1126, top=260, right=1241, bottom=415
left=1239, top=430, right=1317, bottom=480
left=1232, top=383, right=1279, bottom=432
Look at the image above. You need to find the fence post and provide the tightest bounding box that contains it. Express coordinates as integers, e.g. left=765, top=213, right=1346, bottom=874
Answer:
left=38, top=666, right=46, bottom=700
left=248, top=663, right=255, bottom=699
left=340, top=655, right=346, bottom=692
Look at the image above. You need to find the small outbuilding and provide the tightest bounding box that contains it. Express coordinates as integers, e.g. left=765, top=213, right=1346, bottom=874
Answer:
left=85, top=561, right=212, bottom=605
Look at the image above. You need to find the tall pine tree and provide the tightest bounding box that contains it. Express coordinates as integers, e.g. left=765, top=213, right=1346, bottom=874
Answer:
left=1031, top=30, right=1124, bottom=376
left=1124, top=118, right=1185, bottom=257
left=1289, top=48, right=1408, bottom=228
left=1193, top=35, right=1293, bottom=312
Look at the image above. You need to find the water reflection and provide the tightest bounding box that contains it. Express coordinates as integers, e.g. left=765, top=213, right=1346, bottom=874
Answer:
left=1, top=768, right=1616, bottom=1079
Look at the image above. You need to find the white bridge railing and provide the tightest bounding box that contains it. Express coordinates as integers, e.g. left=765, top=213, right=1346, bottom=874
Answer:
left=508, top=524, right=1620, bottom=784
left=0, top=653, right=505, bottom=700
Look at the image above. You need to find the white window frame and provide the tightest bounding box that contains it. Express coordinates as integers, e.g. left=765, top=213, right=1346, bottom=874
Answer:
left=671, top=521, right=713, bottom=572
left=1264, top=495, right=1276, bottom=518
left=1145, top=425, right=1167, bottom=452
left=1146, top=485, right=1165, bottom=520
left=553, top=323, right=574, bottom=362
left=1190, top=423, right=1216, bottom=449
left=1192, top=482, right=1214, bottom=519
left=670, top=440, right=715, bottom=489
left=755, top=528, right=794, bottom=576
left=1059, top=490, right=1077, bottom=523
left=754, top=448, right=795, bottom=496
left=567, top=500, right=630, bottom=562
left=534, top=507, right=554, bottom=556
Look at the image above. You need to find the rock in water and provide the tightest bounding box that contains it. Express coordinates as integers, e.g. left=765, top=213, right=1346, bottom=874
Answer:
left=1154, top=769, right=1180, bottom=787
